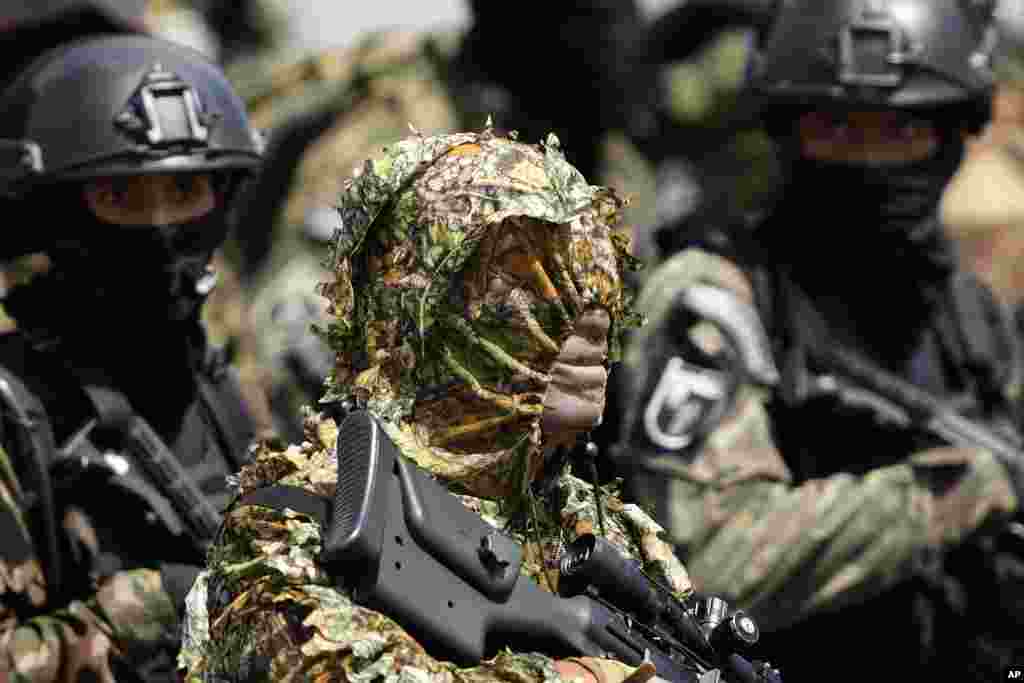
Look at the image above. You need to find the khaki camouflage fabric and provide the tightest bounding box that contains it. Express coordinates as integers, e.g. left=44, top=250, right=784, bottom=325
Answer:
left=939, top=5, right=1024, bottom=308
left=178, top=410, right=692, bottom=682
left=178, top=131, right=687, bottom=681
left=621, top=247, right=1021, bottom=631
left=316, top=129, right=641, bottom=500
left=0, top=445, right=178, bottom=682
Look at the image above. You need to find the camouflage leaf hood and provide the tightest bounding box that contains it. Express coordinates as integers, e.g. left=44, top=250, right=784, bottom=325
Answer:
left=316, top=128, right=642, bottom=499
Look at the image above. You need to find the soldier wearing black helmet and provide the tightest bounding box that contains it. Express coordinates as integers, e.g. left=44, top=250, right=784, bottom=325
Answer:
left=614, top=0, right=1024, bottom=680
left=0, top=33, right=262, bottom=681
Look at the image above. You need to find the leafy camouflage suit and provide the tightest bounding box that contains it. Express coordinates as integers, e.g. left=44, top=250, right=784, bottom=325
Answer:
left=179, top=130, right=696, bottom=682
left=226, top=25, right=660, bottom=442
left=1, top=443, right=178, bottom=682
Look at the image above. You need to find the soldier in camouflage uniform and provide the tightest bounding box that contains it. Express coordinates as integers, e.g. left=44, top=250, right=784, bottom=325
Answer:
left=0, top=33, right=264, bottom=681
left=178, top=129, right=704, bottom=683
left=0, top=443, right=179, bottom=682
left=0, top=5, right=179, bottom=682
left=615, top=1, right=1024, bottom=681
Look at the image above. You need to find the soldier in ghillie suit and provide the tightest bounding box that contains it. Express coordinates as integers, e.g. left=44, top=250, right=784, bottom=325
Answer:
left=224, top=0, right=665, bottom=442
left=178, top=129, right=700, bottom=683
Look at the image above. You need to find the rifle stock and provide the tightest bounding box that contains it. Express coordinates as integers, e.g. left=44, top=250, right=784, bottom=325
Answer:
left=323, top=412, right=780, bottom=683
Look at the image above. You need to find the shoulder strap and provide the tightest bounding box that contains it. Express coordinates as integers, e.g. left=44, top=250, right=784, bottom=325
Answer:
left=195, top=347, right=256, bottom=471
left=0, top=364, right=63, bottom=598
left=69, top=373, right=224, bottom=550
left=236, top=485, right=332, bottom=528
left=942, top=272, right=1022, bottom=416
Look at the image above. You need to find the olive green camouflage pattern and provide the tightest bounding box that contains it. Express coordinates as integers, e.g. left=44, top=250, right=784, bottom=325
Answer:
left=622, top=247, right=1020, bottom=631
left=994, top=0, right=1024, bottom=88
left=316, top=129, right=641, bottom=500
left=0, top=444, right=179, bottom=682
left=178, top=410, right=692, bottom=682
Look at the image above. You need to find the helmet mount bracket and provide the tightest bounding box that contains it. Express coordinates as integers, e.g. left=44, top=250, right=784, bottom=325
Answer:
left=838, top=13, right=908, bottom=89
left=115, top=63, right=215, bottom=150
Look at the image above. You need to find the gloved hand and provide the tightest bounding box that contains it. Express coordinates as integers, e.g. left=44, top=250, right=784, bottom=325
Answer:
left=554, top=657, right=658, bottom=683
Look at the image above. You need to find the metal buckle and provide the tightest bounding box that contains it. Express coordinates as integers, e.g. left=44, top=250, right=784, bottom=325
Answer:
left=838, top=18, right=905, bottom=88
left=0, top=139, right=44, bottom=189
left=116, top=63, right=210, bottom=148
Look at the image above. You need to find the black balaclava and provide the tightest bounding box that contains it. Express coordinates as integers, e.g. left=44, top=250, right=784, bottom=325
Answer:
left=4, top=183, right=230, bottom=436
left=757, top=117, right=966, bottom=364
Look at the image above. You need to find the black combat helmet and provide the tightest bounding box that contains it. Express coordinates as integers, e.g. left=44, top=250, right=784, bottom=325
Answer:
left=652, top=0, right=998, bottom=125
left=0, top=33, right=262, bottom=197
left=0, top=34, right=263, bottom=319
left=752, top=0, right=997, bottom=124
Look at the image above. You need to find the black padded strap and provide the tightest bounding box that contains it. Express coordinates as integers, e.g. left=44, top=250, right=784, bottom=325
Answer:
left=78, top=383, right=134, bottom=430
left=196, top=343, right=255, bottom=469
left=237, top=484, right=332, bottom=528
left=0, top=365, right=63, bottom=598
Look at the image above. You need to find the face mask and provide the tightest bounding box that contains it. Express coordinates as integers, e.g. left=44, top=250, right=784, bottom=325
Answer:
left=766, top=130, right=965, bottom=289
left=49, top=202, right=229, bottom=324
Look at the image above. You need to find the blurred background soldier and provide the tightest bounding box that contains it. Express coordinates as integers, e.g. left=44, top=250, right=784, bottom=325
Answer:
left=941, top=0, right=1024, bottom=378
left=143, top=0, right=294, bottom=68
left=613, top=0, right=1024, bottom=680
left=640, top=1, right=783, bottom=265
left=0, top=34, right=262, bottom=681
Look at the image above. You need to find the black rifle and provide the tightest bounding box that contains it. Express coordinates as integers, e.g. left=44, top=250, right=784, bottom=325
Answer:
left=808, top=343, right=1024, bottom=545
left=53, top=385, right=223, bottom=552
left=321, top=411, right=782, bottom=683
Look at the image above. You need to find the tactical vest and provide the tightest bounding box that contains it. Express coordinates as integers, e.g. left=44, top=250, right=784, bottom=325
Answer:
left=0, top=329, right=254, bottom=602
left=708, top=227, right=1024, bottom=681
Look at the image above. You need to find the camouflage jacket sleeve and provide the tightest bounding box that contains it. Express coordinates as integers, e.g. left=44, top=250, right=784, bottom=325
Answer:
left=179, top=412, right=692, bottom=682
left=0, top=445, right=178, bottom=682
left=621, top=248, right=1020, bottom=632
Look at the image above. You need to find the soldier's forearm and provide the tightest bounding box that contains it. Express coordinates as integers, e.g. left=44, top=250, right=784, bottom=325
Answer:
left=662, top=446, right=1016, bottom=631
left=3, top=568, right=177, bottom=683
